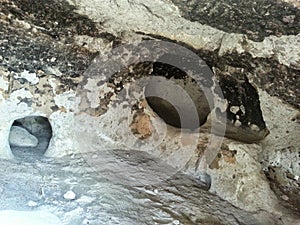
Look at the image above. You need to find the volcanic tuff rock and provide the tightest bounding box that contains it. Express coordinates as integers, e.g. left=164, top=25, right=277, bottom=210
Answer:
left=0, top=0, right=299, bottom=224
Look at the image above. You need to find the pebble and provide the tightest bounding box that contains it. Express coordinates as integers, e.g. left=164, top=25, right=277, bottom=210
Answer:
left=196, top=172, right=212, bottom=191
left=63, top=190, right=76, bottom=200
left=27, top=200, right=38, bottom=207
left=173, top=220, right=180, bottom=225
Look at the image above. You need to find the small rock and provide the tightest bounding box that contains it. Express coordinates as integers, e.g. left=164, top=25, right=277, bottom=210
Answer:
left=63, top=191, right=76, bottom=200
left=173, top=220, right=180, bottom=225
left=9, top=126, right=38, bottom=147
left=196, top=172, right=212, bottom=191
left=27, top=200, right=38, bottom=207
left=31, top=27, right=38, bottom=33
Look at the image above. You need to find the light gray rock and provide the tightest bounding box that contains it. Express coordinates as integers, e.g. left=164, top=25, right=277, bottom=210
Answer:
left=9, top=126, right=38, bottom=148
left=0, top=210, right=62, bottom=225
left=27, top=200, right=38, bottom=207
left=15, top=116, right=52, bottom=138
left=0, top=153, right=283, bottom=225
left=0, top=0, right=299, bottom=224
left=63, top=191, right=76, bottom=200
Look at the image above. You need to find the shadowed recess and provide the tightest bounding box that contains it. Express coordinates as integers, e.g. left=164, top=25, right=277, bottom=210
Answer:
left=145, top=62, right=211, bottom=130
left=9, top=116, right=52, bottom=159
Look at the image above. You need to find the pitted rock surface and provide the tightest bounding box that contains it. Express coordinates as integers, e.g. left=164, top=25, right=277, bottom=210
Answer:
left=0, top=0, right=299, bottom=224
left=170, top=0, right=300, bottom=41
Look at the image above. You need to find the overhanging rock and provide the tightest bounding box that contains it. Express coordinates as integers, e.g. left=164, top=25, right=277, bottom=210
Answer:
left=0, top=0, right=299, bottom=223
left=0, top=43, right=269, bottom=160
left=0, top=1, right=271, bottom=160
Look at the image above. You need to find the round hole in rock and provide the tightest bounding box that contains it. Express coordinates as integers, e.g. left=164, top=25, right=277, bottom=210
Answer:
left=145, top=62, right=212, bottom=130
left=9, top=116, right=52, bottom=159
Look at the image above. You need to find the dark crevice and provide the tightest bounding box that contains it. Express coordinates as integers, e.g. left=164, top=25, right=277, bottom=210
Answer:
left=138, top=32, right=300, bottom=109
left=9, top=116, right=52, bottom=160
left=145, top=62, right=211, bottom=129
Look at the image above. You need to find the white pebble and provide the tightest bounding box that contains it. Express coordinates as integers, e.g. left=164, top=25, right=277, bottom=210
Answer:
left=27, top=200, right=38, bottom=207
left=50, top=57, right=56, bottom=62
left=31, top=27, right=38, bottom=33
left=63, top=191, right=76, bottom=200
left=173, top=220, right=180, bottom=225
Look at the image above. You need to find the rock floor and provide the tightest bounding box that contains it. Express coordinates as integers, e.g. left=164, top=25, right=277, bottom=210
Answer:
left=0, top=150, right=283, bottom=225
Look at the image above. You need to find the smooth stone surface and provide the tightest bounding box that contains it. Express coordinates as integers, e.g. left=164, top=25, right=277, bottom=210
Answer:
left=9, top=126, right=38, bottom=148
left=0, top=210, right=62, bottom=225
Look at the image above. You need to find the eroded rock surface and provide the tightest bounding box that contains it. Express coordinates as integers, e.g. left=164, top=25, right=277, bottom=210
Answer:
left=0, top=0, right=299, bottom=224
left=0, top=153, right=283, bottom=225
left=170, top=0, right=300, bottom=41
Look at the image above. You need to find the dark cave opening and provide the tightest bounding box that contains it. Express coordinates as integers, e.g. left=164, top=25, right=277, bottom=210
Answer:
left=145, top=62, right=212, bottom=130
left=9, top=116, right=53, bottom=159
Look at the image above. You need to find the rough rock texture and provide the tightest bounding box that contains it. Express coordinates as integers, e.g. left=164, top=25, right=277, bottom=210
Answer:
left=63, top=1, right=299, bottom=220
left=67, top=0, right=300, bottom=108
left=0, top=153, right=283, bottom=225
left=170, top=0, right=300, bottom=41
left=0, top=0, right=299, bottom=224
left=259, top=91, right=300, bottom=213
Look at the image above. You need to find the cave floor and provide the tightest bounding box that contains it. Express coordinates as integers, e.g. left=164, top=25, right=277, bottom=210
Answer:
left=0, top=149, right=279, bottom=225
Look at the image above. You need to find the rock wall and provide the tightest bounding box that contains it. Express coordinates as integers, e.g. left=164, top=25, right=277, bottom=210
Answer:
left=0, top=0, right=299, bottom=224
